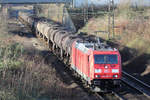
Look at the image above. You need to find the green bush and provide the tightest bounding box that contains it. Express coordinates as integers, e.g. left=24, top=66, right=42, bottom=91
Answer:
left=0, top=90, right=18, bottom=100
left=0, top=43, right=24, bottom=70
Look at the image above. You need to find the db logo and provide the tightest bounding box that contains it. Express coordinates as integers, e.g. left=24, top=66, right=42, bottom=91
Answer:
left=104, top=69, right=109, bottom=73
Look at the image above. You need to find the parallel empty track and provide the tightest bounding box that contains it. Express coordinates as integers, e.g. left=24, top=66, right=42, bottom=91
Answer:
left=121, top=71, right=150, bottom=99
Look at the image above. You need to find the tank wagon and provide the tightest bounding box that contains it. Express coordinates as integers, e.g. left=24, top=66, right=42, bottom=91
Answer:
left=18, top=12, right=122, bottom=92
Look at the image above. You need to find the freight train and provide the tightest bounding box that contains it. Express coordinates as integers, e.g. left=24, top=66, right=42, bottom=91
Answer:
left=18, top=12, right=122, bottom=92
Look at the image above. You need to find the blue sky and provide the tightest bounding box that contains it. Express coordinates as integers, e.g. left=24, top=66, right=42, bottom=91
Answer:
left=74, top=0, right=150, bottom=7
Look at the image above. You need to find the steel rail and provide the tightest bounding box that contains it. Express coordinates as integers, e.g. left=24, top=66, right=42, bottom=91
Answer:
left=122, top=71, right=150, bottom=99
left=123, top=71, right=150, bottom=88
left=94, top=93, right=105, bottom=100
left=112, top=91, right=126, bottom=100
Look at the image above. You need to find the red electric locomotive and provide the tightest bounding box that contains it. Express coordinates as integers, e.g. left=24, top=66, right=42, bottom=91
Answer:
left=71, top=40, right=122, bottom=92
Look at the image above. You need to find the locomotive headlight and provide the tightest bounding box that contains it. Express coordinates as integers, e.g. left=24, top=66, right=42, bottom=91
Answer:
left=105, top=66, right=108, bottom=69
left=112, top=69, right=119, bottom=73
left=95, top=69, right=101, bottom=73
left=95, top=75, right=100, bottom=78
left=113, top=75, right=118, bottom=78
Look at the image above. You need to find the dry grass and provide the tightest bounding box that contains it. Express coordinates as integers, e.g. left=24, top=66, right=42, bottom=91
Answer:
left=0, top=42, right=78, bottom=100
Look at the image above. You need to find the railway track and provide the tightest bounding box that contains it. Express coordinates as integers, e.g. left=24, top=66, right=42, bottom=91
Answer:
left=111, top=91, right=126, bottom=100
left=94, top=93, right=105, bottom=100
left=89, top=91, right=124, bottom=100
left=122, top=71, right=150, bottom=99
left=102, top=92, right=125, bottom=100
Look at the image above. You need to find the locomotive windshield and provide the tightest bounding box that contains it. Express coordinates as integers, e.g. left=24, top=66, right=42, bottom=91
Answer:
left=94, top=55, right=118, bottom=64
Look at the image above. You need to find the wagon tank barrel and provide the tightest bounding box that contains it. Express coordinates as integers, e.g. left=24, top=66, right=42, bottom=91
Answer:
left=18, top=12, right=77, bottom=55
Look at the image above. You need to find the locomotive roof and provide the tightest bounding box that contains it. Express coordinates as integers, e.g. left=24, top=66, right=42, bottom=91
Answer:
left=75, top=41, right=116, bottom=53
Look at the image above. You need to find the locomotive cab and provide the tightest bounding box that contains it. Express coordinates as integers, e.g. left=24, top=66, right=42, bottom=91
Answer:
left=94, top=54, right=121, bottom=79
left=91, top=51, right=122, bottom=92
left=71, top=41, right=122, bottom=92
